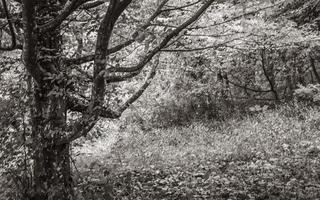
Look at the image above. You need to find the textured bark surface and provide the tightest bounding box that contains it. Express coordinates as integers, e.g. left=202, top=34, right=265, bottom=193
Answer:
left=23, top=1, right=72, bottom=199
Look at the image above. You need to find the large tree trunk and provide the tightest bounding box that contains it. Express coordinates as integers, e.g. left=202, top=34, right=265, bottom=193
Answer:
left=31, top=89, right=72, bottom=200
left=26, top=1, right=73, bottom=199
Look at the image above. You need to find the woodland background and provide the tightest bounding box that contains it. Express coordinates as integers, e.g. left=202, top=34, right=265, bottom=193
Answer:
left=1, top=0, right=320, bottom=199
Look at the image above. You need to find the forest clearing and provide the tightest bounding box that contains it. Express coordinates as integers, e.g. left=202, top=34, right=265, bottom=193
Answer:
left=1, top=0, right=320, bottom=199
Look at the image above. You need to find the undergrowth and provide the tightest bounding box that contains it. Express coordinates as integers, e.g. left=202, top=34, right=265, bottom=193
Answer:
left=74, top=104, right=320, bottom=199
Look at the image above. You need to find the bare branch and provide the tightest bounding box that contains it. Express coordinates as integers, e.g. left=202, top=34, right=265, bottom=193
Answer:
left=63, top=0, right=215, bottom=143
left=91, top=0, right=132, bottom=110
left=260, top=48, right=279, bottom=100
left=0, top=0, right=18, bottom=51
left=105, top=71, right=140, bottom=83
left=61, top=96, right=120, bottom=144
left=191, top=2, right=282, bottom=30
left=80, top=0, right=105, bottom=10
left=64, top=39, right=134, bottom=66
left=161, top=0, right=201, bottom=12
left=149, top=2, right=282, bottom=31
left=66, top=96, right=120, bottom=118
left=109, top=0, right=215, bottom=73
left=72, top=65, right=141, bottom=83
left=161, top=36, right=245, bottom=52
left=63, top=0, right=132, bottom=145
left=118, top=58, right=158, bottom=114
left=38, top=0, right=88, bottom=33
left=228, top=79, right=272, bottom=93
left=64, top=0, right=168, bottom=66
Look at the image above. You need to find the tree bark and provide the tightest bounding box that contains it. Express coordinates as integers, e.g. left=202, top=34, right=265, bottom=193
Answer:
left=310, top=54, right=320, bottom=83
left=22, top=1, right=73, bottom=199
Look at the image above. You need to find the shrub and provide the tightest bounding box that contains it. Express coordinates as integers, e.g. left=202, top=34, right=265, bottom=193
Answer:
left=294, top=84, right=320, bottom=104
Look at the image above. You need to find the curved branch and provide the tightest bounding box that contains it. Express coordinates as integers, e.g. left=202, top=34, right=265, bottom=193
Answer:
left=38, top=0, right=88, bottom=33
left=63, top=0, right=215, bottom=144
left=260, top=48, right=279, bottom=100
left=64, top=39, right=134, bottom=66
left=62, top=59, right=159, bottom=144
left=66, top=96, right=119, bottom=118
left=64, top=0, right=168, bottom=66
left=118, top=58, right=158, bottom=114
left=109, top=0, right=215, bottom=73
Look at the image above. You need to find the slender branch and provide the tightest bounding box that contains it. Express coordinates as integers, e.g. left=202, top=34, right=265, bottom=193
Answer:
left=62, top=0, right=132, bottom=145
left=109, top=0, right=215, bottom=73
left=228, top=79, right=272, bottom=93
left=64, top=0, right=169, bottom=66
left=260, top=48, right=279, bottom=100
left=118, top=57, right=158, bottom=113
left=192, top=2, right=283, bottom=29
left=161, top=0, right=201, bottom=12
left=80, top=0, right=105, bottom=10
left=0, top=0, right=18, bottom=51
left=150, top=2, right=282, bottom=31
left=73, top=65, right=141, bottom=83
left=38, top=0, right=88, bottom=33
left=162, top=36, right=245, bottom=52
left=63, top=56, right=159, bottom=145
left=66, top=96, right=119, bottom=118
left=105, top=71, right=140, bottom=83
left=64, top=0, right=215, bottom=144
left=64, top=39, right=134, bottom=66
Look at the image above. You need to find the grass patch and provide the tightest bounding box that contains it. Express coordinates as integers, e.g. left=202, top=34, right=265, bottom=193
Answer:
left=74, top=105, right=320, bottom=199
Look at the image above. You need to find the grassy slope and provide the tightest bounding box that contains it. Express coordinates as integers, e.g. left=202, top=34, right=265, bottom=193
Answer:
left=75, top=105, right=320, bottom=199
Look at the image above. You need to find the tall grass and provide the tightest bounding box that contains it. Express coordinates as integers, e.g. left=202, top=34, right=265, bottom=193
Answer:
left=75, top=104, right=320, bottom=171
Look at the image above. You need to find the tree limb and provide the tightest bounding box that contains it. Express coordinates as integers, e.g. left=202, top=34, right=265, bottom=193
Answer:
left=108, top=0, right=215, bottom=73
left=105, top=71, right=140, bottom=83
left=80, top=0, right=105, bottom=10
left=161, top=0, right=201, bottom=12
left=64, top=0, right=169, bottom=66
left=91, top=0, right=132, bottom=110
left=228, top=79, right=272, bottom=93
left=64, top=39, right=134, bottom=66
left=117, top=57, right=158, bottom=114
left=66, top=96, right=120, bottom=118
left=0, top=0, right=18, bottom=51
left=38, top=0, right=89, bottom=33
left=63, top=0, right=215, bottom=144
left=260, top=48, right=279, bottom=100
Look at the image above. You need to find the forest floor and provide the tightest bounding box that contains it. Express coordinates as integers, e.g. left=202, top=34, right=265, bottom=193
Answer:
left=74, top=105, right=320, bottom=200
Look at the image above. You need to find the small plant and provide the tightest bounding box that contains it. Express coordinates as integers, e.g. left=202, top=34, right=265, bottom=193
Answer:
left=294, top=84, right=320, bottom=104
